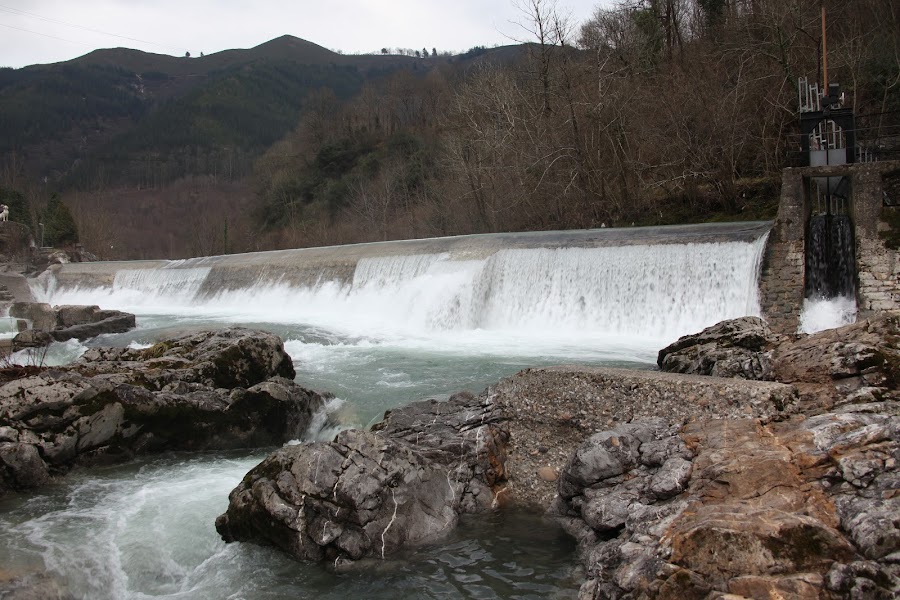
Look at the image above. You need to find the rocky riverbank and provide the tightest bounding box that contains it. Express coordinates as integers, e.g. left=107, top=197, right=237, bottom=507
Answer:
left=0, top=327, right=328, bottom=496
left=216, top=312, right=899, bottom=598
left=1, top=308, right=897, bottom=598
left=554, top=312, right=899, bottom=598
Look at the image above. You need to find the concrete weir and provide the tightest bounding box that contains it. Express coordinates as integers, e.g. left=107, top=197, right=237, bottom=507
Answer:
left=45, top=222, right=773, bottom=295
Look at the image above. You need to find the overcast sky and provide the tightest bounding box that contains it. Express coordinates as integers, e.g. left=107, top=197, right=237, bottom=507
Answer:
left=0, top=0, right=608, bottom=69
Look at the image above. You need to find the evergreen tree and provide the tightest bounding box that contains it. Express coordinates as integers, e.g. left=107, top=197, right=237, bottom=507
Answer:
left=42, top=193, right=79, bottom=247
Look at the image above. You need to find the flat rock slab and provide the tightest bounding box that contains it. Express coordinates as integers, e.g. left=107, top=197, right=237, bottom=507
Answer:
left=488, top=366, right=797, bottom=508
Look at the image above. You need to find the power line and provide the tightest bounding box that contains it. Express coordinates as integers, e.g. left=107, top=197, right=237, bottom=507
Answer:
left=0, top=21, right=91, bottom=46
left=0, top=3, right=184, bottom=52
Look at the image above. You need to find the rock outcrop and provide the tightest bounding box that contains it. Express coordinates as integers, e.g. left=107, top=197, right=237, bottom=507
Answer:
left=215, top=364, right=797, bottom=565
left=554, top=403, right=899, bottom=599
left=659, top=311, right=900, bottom=409
left=559, top=312, right=900, bottom=598
left=212, top=311, right=898, bottom=594
left=8, top=302, right=136, bottom=350
left=771, top=312, right=900, bottom=410
left=657, top=316, right=779, bottom=380
left=215, top=391, right=508, bottom=565
left=0, top=328, right=325, bottom=496
left=487, top=366, right=797, bottom=508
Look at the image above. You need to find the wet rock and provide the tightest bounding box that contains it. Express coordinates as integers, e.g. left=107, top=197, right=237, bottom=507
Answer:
left=49, top=310, right=135, bottom=342
left=0, top=328, right=324, bottom=494
left=0, top=442, right=51, bottom=492
left=9, top=302, right=137, bottom=346
left=10, top=329, right=52, bottom=351
left=216, top=392, right=509, bottom=563
left=54, top=304, right=102, bottom=328
left=0, top=571, right=76, bottom=600
left=9, top=302, right=56, bottom=331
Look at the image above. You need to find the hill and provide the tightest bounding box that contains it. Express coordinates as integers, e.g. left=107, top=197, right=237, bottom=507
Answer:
left=0, top=35, right=441, bottom=186
left=3, top=1, right=896, bottom=262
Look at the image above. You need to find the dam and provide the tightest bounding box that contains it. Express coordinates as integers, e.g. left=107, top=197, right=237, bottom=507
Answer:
left=34, top=221, right=771, bottom=349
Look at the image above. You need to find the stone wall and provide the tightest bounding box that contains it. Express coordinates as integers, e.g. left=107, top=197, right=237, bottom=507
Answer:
left=760, top=161, right=900, bottom=332
left=759, top=170, right=806, bottom=333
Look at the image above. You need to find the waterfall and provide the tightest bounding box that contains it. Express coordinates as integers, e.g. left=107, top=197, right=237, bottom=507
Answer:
left=113, top=267, right=212, bottom=303
left=37, top=229, right=770, bottom=345
left=800, top=215, right=857, bottom=333
left=805, top=214, right=856, bottom=299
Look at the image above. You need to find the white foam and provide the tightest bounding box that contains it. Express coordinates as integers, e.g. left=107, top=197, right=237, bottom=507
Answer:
left=6, top=339, right=88, bottom=367
left=39, top=235, right=769, bottom=351
left=799, top=296, right=857, bottom=334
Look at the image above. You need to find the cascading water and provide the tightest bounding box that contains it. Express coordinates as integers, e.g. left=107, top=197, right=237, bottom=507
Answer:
left=805, top=214, right=856, bottom=300
left=800, top=214, right=858, bottom=333
left=11, top=225, right=771, bottom=600
left=34, top=233, right=769, bottom=345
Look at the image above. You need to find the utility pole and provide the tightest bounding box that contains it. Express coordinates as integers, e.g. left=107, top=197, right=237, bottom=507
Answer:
left=821, top=5, right=828, bottom=90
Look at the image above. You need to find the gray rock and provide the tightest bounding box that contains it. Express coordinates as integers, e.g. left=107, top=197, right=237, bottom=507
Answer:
left=825, top=561, right=899, bottom=599
left=49, top=311, right=136, bottom=342
left=648, top=456, right=692, bottom=500
left=8, top=302, right=137, bottom=349
left=0, top=442, right=51, bottom=490
left=835, top=496, right=900, bottom=560
left=582, top=488, right=639, bottom=532
left=11, top=329, right=52, bottom=351
left=9, top=302, right=56, bottom=331
left=0, top=425, right=19, bottom=442
left=216, top=392, right=509, bottom=563
left=0, top=328, right=324, bottom=493
left=657, top=316, right=777, bottom=380
left=54, top=304, right=100, bottom=328
left=74, top=327, right=295, bottom=390
left=558, top=429, right=641, bottom=499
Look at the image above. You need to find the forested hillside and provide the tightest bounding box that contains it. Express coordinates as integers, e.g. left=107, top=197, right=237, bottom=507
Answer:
left=2, top=0, right=898, bottom=259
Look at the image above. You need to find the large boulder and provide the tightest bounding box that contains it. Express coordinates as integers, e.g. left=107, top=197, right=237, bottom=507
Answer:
left=215, top=392, right=509, bottom=565
left=49, top=309, right=135, bottom=342
left=0, top=328, right=323, bottom=496
left=9, top=302, right=56, bottom=332
left=657, top=316, right=779, bottom=380
left=71, top=327, right=295, bottom=390
left=9, top=302, right=137, bottom=350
